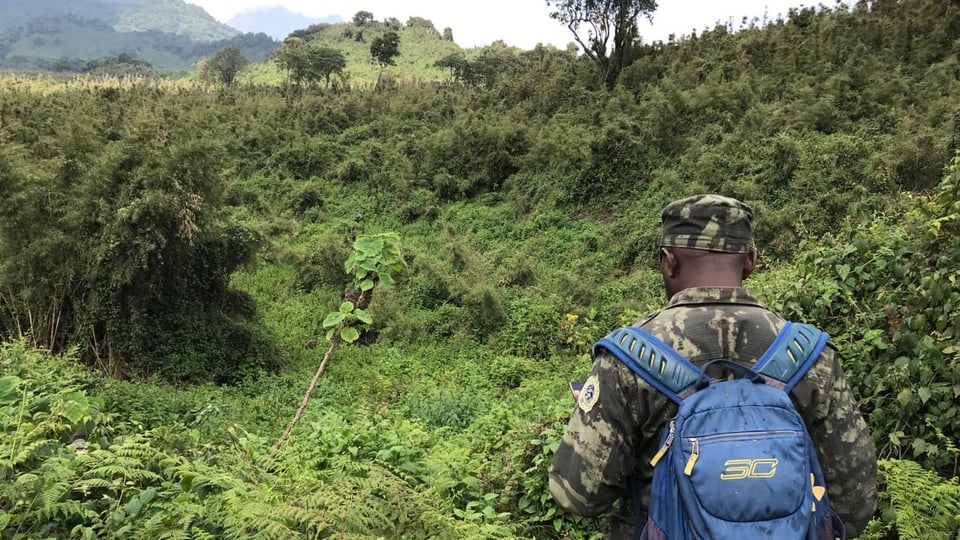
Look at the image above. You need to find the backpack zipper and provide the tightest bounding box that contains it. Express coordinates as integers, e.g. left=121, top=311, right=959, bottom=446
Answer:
left=684, top=438, right=699, bottom=475
left=682, top=430, right=798, bottom=476
left=649, top=420, right=676, bottom=466
left=691, top=429, right=799, bottom=444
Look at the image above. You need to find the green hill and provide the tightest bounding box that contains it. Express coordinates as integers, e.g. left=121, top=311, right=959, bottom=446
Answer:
left=0, top=0, right=238, bottom=40
left=239, top=17, right=528, bottom=87
left=0, top=0, right=277, bottom=72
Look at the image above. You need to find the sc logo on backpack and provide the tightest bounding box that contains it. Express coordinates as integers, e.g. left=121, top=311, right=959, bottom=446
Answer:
left=720, top=458, right=779, bottom=480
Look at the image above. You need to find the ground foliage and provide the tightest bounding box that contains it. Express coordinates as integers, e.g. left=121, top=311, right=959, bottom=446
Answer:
left=1, top=0, right=960, bottom=537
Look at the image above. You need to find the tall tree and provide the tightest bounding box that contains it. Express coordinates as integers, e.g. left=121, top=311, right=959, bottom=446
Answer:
left=313, top=46, right=347, bottom=87
left=546, top=0, right=657, bottom=89
left=370, top=31, right=400, bottom=89
left=203, top=47, right=250, bottom=86
left=353, top=10, right=374, bottom=26
left=273, top=38, right=346, bottom=88
left=273, top=37, right=311, bottom=86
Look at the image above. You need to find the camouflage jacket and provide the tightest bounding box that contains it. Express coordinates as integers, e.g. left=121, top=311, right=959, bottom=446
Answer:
left=548, top=287, right=877, bottom=539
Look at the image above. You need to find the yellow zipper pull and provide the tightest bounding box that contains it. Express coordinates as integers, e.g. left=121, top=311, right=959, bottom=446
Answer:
left=650, top=421, right=676, bottom=467
left=683, top=438, right=700, bottom=476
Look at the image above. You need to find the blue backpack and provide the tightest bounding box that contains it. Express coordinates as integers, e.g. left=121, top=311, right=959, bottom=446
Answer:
left=593, top=321, right=846, bottom=540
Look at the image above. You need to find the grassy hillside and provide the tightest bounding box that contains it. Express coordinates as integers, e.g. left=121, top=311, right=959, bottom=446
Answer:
left=239, top=18, right=477, bottom=87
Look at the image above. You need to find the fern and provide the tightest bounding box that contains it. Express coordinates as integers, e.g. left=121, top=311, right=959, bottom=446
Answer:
left=869, top=458, right=960, bottom=540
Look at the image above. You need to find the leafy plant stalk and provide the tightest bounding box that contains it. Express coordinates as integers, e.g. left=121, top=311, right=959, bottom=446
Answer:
left=269, top=234, right=404, bottom=461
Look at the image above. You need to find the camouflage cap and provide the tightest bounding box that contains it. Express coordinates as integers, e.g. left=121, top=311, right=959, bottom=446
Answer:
left=659, top=194, right=754, bottom=254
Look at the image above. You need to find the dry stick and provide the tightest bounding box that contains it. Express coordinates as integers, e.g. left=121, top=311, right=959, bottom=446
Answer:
left=266, top=289, right=372, bottom=466
left=268, top=334, right=341, bottom=463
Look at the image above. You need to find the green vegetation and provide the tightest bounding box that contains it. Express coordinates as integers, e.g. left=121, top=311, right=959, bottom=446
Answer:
left=1, top=0, right=959, bottom=537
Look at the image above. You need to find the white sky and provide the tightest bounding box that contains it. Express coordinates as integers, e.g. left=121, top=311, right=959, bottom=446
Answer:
left=186, top=0, right=814, bottom=49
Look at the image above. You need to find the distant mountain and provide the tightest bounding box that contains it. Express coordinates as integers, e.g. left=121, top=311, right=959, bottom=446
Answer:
left=0, top=0, right=238, bottom=40
left=228, top=6, right=342, bottom=41
left=0, top=0, right=279, bottom=73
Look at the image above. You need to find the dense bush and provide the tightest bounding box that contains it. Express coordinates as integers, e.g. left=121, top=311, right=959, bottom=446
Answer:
left=771, top=158, right=960, bottom=477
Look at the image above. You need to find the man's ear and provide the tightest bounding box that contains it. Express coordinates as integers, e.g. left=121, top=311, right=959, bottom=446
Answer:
left=661, top=248, right=679, bottom=277
left=742, top=250, right=758, bottom=279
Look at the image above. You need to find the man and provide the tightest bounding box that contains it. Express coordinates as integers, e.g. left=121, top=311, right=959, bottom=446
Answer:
left=549, top=194, right=877, bottom=538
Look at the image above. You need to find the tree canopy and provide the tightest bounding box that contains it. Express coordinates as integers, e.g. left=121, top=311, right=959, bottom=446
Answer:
left=273, top=38, right=347, bottom=87
left=370, top=31, right=401, bottom=68
left=547, top=0, right=657, bottom=89
left=353, top=10, right=374, bottom=26
left=370, top=31, right=401, bottom=88
left=203, top=47, right=250, bottom=86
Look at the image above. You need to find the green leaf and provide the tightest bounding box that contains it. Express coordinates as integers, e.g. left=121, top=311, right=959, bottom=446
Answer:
left=896, top=388, right=913, bottom=406
left=180, top=473, right=195, bottom=492
left=0, top=376, right=21, bottom=402
left=836, top=264, right=850, bottom=282
left=909, top=314, right=927, bottom=331
left=325, top=328, right=336, bottom=341
left=912, top=438, right=929, bottom=456
left=359, top=279, right=375, bottom=291
left=339, top=301, right=355, bottom=313
left=344, top=254, right=357, bottom=272
left=888, top=430, right=904, bottom=446
left=380, top=273, right=394, bottom=287
left=918, top=386, right=932, bottom=403
left=62, top=398, right=89, bottom=424
left=355, top=237, right=384, bottom=255
left=341, top=327, right=360, bottom=343
left=322, top=312, right=345, bottom=328
left=123, top=487, right=156, bottom=517
left=354, top=309, right=373, bottom=324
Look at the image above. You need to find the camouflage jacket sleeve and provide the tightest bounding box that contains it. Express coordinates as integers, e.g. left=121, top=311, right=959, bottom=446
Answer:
left=792, top=345, right=878, bottom=536
left=548, top=352, right=649, bottom=517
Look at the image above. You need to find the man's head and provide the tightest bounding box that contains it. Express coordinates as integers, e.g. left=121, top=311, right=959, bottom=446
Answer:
left=658, top=194, right=757, bottom=298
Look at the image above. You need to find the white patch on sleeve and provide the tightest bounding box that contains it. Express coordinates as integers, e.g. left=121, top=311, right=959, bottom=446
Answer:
left=578, top=375, right=601, bottom=413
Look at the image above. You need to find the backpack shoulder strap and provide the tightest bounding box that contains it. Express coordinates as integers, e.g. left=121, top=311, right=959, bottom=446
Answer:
left=753, top=321, right=829, bottom=392
left=593, top=326, right=702, bottom=405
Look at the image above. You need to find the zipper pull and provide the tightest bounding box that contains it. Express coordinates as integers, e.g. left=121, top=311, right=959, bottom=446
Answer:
left=683, top=438, right=699, bottom=476
left=650, top=421, right=676, bottom=466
